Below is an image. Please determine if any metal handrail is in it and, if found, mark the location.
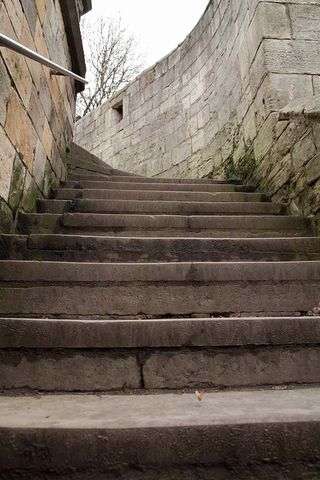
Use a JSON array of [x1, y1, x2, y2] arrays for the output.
[[0, 33, 87, 84]]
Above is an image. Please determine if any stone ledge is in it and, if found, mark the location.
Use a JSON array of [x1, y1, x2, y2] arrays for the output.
[[279, 95, 320, 121]]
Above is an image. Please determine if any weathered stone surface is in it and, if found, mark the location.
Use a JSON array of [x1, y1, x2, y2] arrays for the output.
[[143, 346, 320, 389], [306, 153, 320, 184], [265, 39, 320, 75], [8, 154, 26, 211], [0, 198, 13, 233], [5, 91, 38, 170], [20, 0, 37, 34], [266, 74, 314, 112], [268, 153, 293, 194], [0, 127, 15, 202], [290, 4, 320, 41], [253, 113, 278, 162], [73, 1, 320, 225], [32, 140, 46, 189], [21, 172, 42, 212], [28, 86, 45, 138], [0, 350, 141, 391], [292, 131, 317, 170], [0, 0, 89, 223], [0, 56, 11, 127]]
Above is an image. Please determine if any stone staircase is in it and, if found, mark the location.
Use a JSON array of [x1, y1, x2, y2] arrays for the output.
[[0, 143, 320, 478]]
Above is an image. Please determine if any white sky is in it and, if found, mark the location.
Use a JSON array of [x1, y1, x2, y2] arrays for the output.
[[85, 0, 209, 68]]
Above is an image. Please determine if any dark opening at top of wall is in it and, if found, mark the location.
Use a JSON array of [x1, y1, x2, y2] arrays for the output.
[[112, 100, 124, 123]]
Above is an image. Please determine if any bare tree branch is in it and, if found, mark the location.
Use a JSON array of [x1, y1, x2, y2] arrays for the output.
[[77, 17, 143, 118]]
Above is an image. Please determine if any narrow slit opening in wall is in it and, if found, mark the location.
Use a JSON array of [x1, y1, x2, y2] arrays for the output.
[[112, 101, 123, 123]]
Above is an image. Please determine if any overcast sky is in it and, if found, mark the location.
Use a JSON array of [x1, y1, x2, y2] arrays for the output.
[[85, 0, 209, 68]]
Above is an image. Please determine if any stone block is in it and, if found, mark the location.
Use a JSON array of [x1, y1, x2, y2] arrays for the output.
[[290, 4, 320, 41], [264, 39, 320, 75], [42, 119, 54, 160], [29, 86, 45, 138], [2, 0, 24, 37], [21, 172, 42, 212], [277, 121, 308, 157], [20, 0, 37, 34], [306, 153, 320, 185], [35, 0, 46, 25], [192, 130, 205, 154], [248, 42, 267, 95], [0, 198, 13, 233], [0, 42, 32, 112], [21, 20, 42, 91], [261, 74, 314, 114], [38, 73, 52, 121], [5, 91, 37, 170], [243, 107, 257, 146], [268, 153, 293, 194], [292, 130, 317, 170], [0, 127, 15, 202], [32, 140, 47, 189], [253, 113, 278, 162], [8, 154, 26, 211], [313, 123, 320, 149], [0, 351, 141, 391], [313, 76, 320, 95], [247, 2, 291, 67], [0, 55, 11, 126]]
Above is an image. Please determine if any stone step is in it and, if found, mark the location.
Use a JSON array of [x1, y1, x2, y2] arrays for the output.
[[2, 234, 320, 262], [0, 316, 319, 391], [18, 212, 313, 237], [0, 389, 319, 478], [68, 174, 241, 184], [66, 159, 112, 176], [52, 188, 268, 203], [0, 260, 319, 316], [67, 158, 137, 178], [67, 169, 111, 179], [63, 179, 254, 192], [37, 199, 287, 215]]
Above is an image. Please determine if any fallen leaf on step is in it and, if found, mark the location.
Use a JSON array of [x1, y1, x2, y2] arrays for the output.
[[195, 390, 205, 401]]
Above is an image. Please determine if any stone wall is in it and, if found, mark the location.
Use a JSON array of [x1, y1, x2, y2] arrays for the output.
[[74, 0, 320, 230], [273, 96, 320, 232], [0, 0, 90, 232]]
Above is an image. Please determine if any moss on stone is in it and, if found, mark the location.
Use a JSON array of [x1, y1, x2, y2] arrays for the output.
[[224, 157, 236, 180], [8, 154, 26, 211], [21, 175, 42, 213], [235, 149, 257, 185], [0, 198, 13, 233], [314, 213, 320, 236]]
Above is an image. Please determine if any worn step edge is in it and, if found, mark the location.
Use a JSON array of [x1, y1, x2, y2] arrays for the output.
[[17, 214, 313, 238], [62, 213, 311, 231], [2, 235, 320, 262], [1, 316, 320, 348], [19, 212, 311, 230], [67, 175, 242, 184], [52, 188, 268, 202], [63, 180, 251, 192], [37, 199, 287, 215], [0, 260, 320, 282]]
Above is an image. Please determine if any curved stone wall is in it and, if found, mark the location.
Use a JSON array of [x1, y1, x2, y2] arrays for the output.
[[75, 0, 320, 229]]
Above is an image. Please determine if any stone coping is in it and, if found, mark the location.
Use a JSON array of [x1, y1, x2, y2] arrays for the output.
[[279, 94, 320, 121]]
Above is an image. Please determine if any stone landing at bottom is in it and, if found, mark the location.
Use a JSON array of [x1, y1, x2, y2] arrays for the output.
[[0, 388, 319, 479]]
